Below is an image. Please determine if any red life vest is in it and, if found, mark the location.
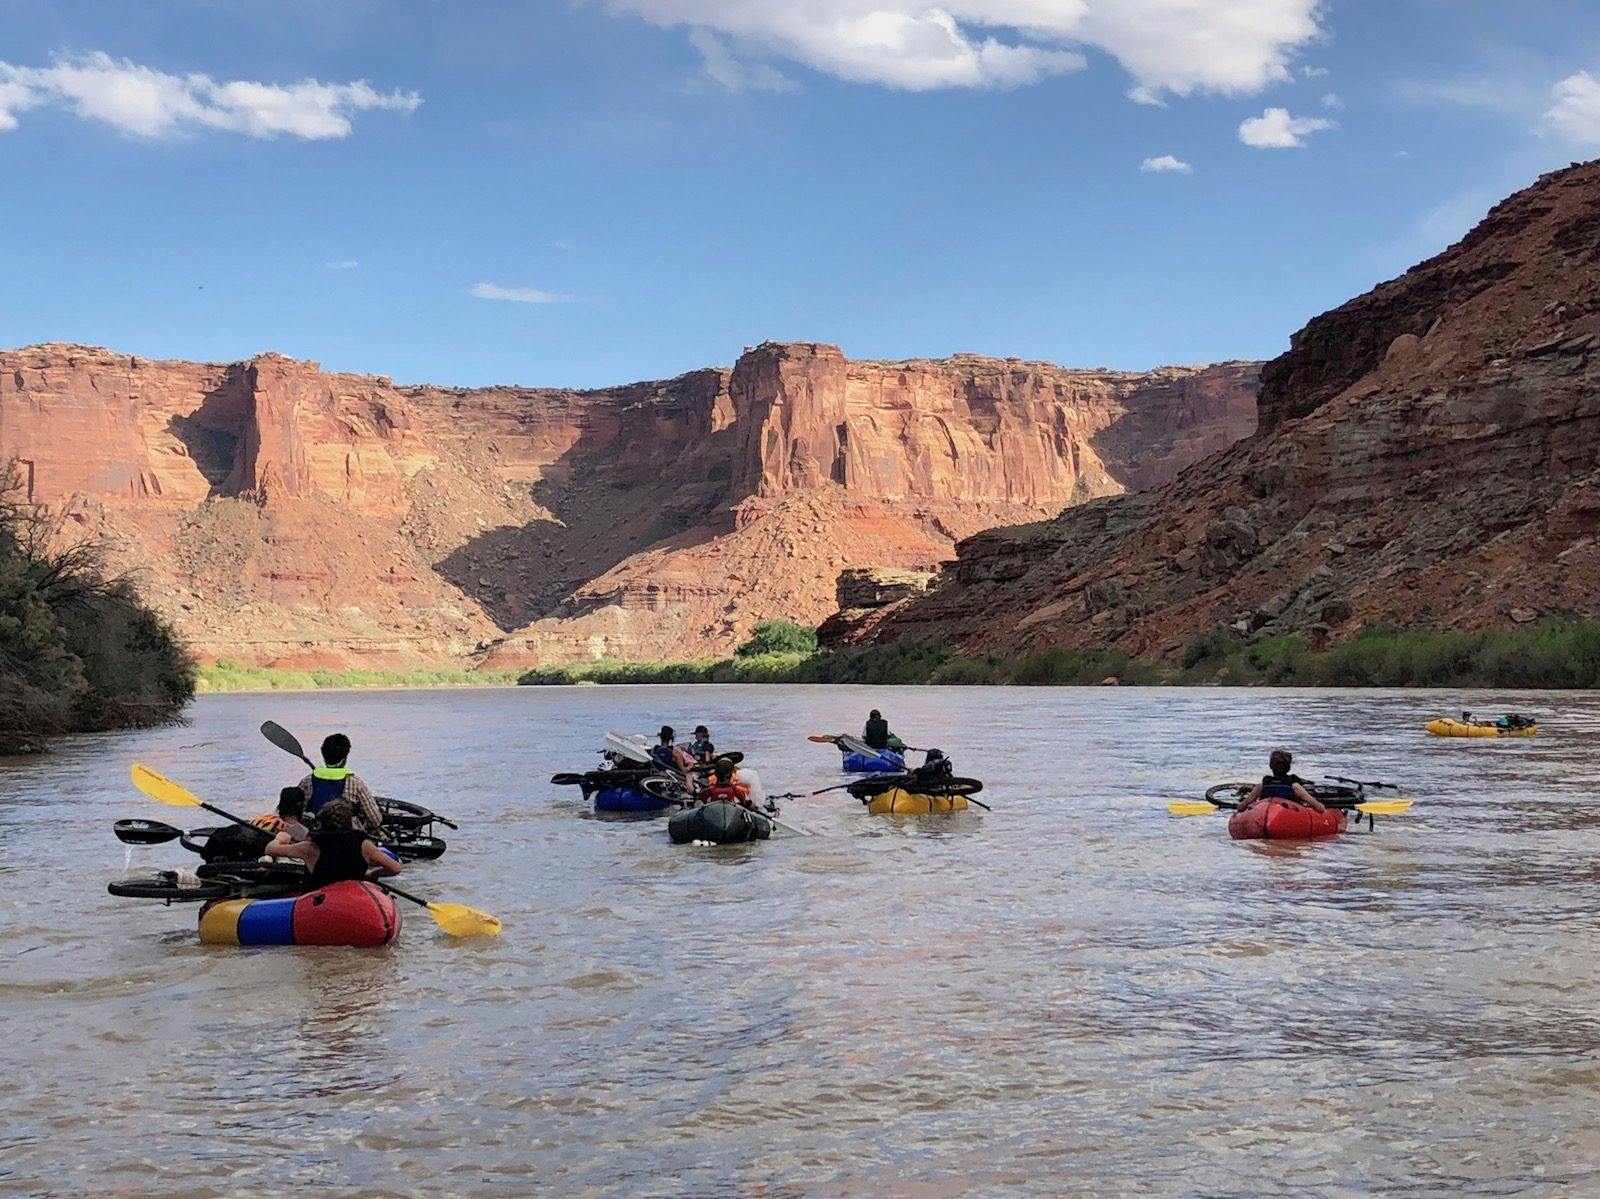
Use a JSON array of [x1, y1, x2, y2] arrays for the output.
[[698, 781, 748, 806]]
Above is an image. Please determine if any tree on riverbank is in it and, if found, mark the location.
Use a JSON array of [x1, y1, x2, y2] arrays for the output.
[[0, 464, 194, 753]]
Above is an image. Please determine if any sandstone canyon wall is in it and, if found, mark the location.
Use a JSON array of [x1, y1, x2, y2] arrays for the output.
[[838, 160, 1600, 660], [0, 340, 1257, 669]]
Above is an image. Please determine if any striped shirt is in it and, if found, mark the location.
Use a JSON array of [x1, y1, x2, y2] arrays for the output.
[[298, 772, 384, 832]]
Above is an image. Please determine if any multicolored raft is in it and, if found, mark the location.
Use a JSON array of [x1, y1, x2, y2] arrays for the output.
[[197, 880, 401, 947]]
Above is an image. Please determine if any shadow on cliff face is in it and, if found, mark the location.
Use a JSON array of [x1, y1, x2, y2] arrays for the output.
[[430, 405, 738, 633], [168, 367, 251, 495]]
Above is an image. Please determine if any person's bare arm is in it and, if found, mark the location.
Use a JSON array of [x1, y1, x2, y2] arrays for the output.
[[1292, 782, 1326, 812], [267, 839, 313, 862], [1238, 783, 1265, 811], [362, 840, 402, 877]]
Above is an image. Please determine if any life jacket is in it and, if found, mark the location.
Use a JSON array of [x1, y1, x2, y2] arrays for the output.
[[308, 829, 372, 887], [1260, 773, 1300, 801], [688, 738, 716, 761], [649, 744, 678, 770], [308, 766, 352, 814], [863, 718, 890, 749], [698, 781, 749, 806]]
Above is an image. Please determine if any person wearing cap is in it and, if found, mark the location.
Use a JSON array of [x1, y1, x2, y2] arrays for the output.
[[1237, 748, 1326, 813], [687, 726, 716, 763], [649, 726, 696, 773]]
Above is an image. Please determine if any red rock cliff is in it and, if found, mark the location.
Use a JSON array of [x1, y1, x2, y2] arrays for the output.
[[0, 340, 1257, 668], [841, 159, 1600, 660]]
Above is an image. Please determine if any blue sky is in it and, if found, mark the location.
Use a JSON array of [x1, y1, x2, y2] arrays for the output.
[[1, 1, 1598, 388]]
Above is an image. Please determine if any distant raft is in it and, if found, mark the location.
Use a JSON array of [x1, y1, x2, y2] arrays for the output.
[[668, 800, 773, 845], [1425, 717, 1537, 738], [847, 773, 983, 815], [842, 748, 906, 774], [198, 880, 400, 947], [1228, 798, 1348, 841]]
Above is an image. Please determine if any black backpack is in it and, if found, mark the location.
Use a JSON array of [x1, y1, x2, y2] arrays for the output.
[[199, 823, 272, 863]]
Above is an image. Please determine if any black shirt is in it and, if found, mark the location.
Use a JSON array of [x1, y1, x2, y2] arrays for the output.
[[309, 829, 373, 886]]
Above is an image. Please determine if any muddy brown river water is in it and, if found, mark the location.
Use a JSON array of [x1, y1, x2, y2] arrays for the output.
[[3, 685, 1599, 1197]]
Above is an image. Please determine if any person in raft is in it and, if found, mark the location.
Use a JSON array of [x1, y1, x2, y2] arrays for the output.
[[695, 758, 754, 809], [253, 787, 311, 844], [297, 733, 384, 833], [650, 726, 697, 773], [267, 799, 402, 886], [687, 725, 716, 763], [862, 710, 893, 751], [1237, 748, 1327, 814], [912, 748, 954, 783]]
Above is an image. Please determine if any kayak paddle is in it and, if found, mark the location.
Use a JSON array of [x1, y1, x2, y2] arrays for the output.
[[131, 764, 271, 832], [114, 817, 190, 845], [1167, 798, 1414, 817], [373, 881, 502, 938], [131, 764, 500, 937], [260, 720, 315, 770]]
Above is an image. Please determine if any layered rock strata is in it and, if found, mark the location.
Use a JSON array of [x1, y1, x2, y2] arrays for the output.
[[837, 161, 1600, 660], [0, 341, 1258, 667]]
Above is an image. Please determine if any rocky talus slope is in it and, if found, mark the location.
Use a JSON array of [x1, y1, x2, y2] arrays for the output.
[[0, 342, 1256, 668], [835, 160, 1600, 660]]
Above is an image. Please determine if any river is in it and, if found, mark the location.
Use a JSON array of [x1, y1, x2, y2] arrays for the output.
[[3, 685, 1598, 1197]]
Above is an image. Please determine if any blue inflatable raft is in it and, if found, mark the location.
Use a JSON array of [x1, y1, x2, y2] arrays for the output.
[[842, 749, 906, 774]]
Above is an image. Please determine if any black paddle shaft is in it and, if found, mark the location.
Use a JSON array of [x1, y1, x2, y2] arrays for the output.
[[260, 720, 315, 769]]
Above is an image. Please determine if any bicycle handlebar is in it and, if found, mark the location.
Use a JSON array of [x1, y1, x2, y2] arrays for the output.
[[1325, 775, 1398, 790]]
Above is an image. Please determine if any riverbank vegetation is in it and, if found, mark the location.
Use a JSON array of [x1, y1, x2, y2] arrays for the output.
[[518, 619, 1600, 689], [0, 466, 194, 753], [197, 662, 523, 692]]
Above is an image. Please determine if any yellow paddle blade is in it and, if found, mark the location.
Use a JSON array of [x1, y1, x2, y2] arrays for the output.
[[806, 734, 842, 744], [1354, 799, 1413, 815], [1167, 800, 1221, 816], [131, 763, 203, 808], [427, 902, 502, 938]]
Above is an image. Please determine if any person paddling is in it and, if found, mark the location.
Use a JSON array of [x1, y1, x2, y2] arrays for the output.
[[298, 733, 384, 833], [863, 709, 893, 750], [267, 799, 401, 886], [695, 758, 753, 809], [1237, 748, 1326, 814]]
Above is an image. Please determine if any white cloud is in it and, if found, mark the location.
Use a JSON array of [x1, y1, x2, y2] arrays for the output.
[[1543, 70, 1600, 146], [325, 260, 360, 270], [470, 282, 576, 304], [1321, 91, 1342, 109], [608, 1, 1323, 99], [1301, 64, 1328, 78], [0, 51, 419, 139], [689, 28, 795, 91], [1237, 105, 1334, 148], [1140, 153, 1192, 173]]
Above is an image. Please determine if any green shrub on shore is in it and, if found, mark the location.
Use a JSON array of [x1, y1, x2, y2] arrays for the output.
[[519, 617, 1600, 689], [0, 464, 195, 753], [735, 620, 819, 658], [197, 662, 523, 692]]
